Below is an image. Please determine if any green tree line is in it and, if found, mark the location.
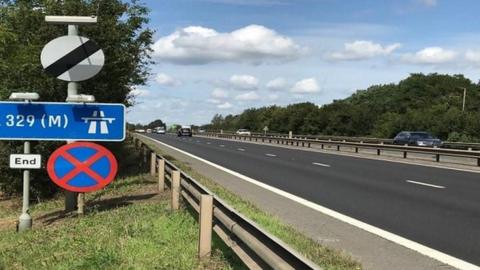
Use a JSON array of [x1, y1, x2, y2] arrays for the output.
[[0, 0, 153, 197], [206, 73, 480, 142]]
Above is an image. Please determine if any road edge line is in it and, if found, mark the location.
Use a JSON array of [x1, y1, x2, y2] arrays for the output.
[[141, 134, 479, 270]]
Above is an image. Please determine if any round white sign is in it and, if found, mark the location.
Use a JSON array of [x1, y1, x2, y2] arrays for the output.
[[40, 35, 105, 82]]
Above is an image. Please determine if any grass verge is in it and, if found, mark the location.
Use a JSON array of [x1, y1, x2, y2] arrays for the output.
[[139, 135, 362, 270], [0, 141, 245, 270]]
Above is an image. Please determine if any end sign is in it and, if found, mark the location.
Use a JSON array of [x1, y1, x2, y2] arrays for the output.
[[10, 154, 42, 169]]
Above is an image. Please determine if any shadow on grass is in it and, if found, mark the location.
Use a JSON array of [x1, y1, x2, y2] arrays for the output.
[[37, 193, 159, 226]]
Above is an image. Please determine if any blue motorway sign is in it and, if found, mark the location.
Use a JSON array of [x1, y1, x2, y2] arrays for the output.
[[0, 102, 125, 141]]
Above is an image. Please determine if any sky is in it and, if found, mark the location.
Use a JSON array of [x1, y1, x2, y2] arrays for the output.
[[127, 0, 480, 126]]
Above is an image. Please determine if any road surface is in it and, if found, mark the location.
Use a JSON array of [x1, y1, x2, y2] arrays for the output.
[[147, 133, 480, 266]]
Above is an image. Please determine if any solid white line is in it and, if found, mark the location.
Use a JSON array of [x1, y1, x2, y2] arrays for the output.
[[406, 180, 445, 189], [266, 153, 277, 157], [238, 148, 245, 151], [140, 134, 480, 270], [312, 162, 331, 167]]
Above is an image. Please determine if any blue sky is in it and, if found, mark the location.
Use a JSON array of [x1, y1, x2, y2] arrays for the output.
[[127, 0, 480, 125]]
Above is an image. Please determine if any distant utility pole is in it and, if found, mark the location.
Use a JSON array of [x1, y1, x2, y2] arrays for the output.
[[461, 87, 466, 112]]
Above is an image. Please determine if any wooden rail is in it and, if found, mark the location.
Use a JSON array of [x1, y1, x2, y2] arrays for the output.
[[132, 134, 321, 270]]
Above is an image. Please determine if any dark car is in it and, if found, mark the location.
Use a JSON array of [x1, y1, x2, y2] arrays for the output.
[[177, 127, 192, 137], [393, 131, 442, 147]]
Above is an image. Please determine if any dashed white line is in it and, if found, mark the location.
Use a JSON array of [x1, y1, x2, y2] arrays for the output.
[[238, 148, 245, 151], [265, 153, 277, 157], [406, 180, 445, 189], [206, 142, 211, 145], [196, 140, 200, 143], [139, 134, 480, 270], [312, 162, 331, 167], [219, 145, 225, 147]]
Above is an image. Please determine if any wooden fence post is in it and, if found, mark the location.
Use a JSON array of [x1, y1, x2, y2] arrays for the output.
[[150, 152, 157, 176], [198, 194, 213, 259], [158, 159, 165, 192], [171, 171, 181, 210]]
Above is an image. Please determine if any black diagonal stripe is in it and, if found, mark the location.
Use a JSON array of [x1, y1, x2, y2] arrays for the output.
[[44, 39, 101, 78]]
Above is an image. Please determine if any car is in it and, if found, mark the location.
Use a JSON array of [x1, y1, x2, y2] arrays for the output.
[[198, 128, 206, 133], [146, 129, 152, 133], [135, 129, 145, 133], [155, 127, 166, 134], [177, 126, 192, 137], [393, 131, 442, 147], [236, 129, 251, 136]]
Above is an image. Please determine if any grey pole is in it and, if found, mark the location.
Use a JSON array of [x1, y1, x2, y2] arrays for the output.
[[462, 87, 466, 112], [18, 141, 32, 232], [64, 24, 79, 212]]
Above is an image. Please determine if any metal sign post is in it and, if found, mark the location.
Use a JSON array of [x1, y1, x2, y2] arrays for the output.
[[43, 16, 103, 214], [8, 93, 40, 232], [17, 141, 32, 232]]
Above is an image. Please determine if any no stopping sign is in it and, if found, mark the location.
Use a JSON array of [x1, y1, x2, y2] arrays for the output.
[[47, 142, 117, 192]]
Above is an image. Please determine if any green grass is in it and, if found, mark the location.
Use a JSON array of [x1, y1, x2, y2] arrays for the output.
[[0, 174, 245, 270], [139, 136, 362, 270]]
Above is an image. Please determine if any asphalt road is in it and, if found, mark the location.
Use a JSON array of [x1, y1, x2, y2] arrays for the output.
[[147, 133, 480, 266]]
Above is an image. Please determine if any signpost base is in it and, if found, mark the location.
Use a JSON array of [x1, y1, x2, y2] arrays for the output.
[[18, 213, 32, 232], [65, 191, 77, 212]]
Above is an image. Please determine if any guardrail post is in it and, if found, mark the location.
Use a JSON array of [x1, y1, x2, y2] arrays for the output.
[[403, 151, 407, 158], [355, 147, 358, 153], [198, 194, 213, 259], [150, 152, 157, 176], [321, 144, 324, 149], [477, 158, 480, 167], [337, 145, 340, 151], [142, 145, 147, 164], [171, 170, 181, 210], [435, 154, 440, 162], [158, 159, 165, 192], [377, 149, 381, 155]]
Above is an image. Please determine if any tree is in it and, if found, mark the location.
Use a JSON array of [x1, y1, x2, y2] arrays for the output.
[[0, 0, 153, 197], [146, 119, 166, 129]]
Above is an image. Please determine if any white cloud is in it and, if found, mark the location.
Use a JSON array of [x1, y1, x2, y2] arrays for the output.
[[401, 47, 457, 64], [211, 88, 229, 98], [155, 73, 181, 87], [268, 93, 280, 100], [152, 24, 305, 65], [266, 77, 288, 91], [328, 40, 401, 61], [417, 0, 437, 7], [217, 102, 233, 109], [465, 50, 480, 63], [235, 91, 261, 101], [207, 98, 222, 104], [130, 88, 151, 97], [291, 78, 320, 94], [230, 74, 259, 91]]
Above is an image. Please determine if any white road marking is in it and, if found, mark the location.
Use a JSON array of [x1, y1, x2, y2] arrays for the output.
[[196, 140, 200, 143], [265, 153, 277, 157], [140, 134, 480, 270], [219, 145, 225, 147], [312, 162, 331, 167], [238, 148, 245, 151], [406, 180, 445, 189], [207, 142, 211, 145]]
